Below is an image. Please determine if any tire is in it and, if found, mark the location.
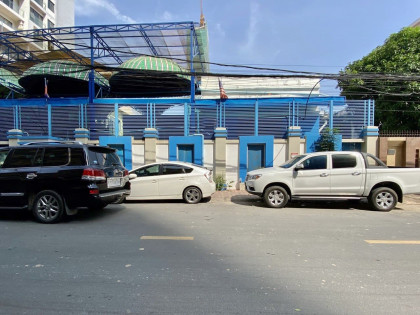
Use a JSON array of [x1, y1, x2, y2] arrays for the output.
[[263, 186, 289, 208], [32, 190, 65, 224], [369, 187, 398, 211], [202, 196, 212, 203], [183, 186, 202, 204]]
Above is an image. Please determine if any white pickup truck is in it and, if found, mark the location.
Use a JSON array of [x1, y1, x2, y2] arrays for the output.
[[245, 151, 420, 211]]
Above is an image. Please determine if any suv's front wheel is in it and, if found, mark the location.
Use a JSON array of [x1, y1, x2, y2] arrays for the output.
[[264, 186, 289, 208], [32, 190, 65, 223]]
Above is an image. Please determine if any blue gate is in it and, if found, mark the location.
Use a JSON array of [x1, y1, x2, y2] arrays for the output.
[[247, 144, 265, 172]]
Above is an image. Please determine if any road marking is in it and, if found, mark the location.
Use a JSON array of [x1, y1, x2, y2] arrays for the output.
[[365, 240, 420, 245], [140, 236, 194, 240]]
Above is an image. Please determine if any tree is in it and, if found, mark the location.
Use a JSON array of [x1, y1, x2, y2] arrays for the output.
[[337, 27, 420, 130], [316, 127, 339, 151]]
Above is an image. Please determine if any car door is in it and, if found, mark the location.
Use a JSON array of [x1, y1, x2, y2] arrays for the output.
[[330, 153, 365, 195], [292, 154, 330, 195], [0, 147, 42, 208], [129, 164, 160, 199], [158, 164, 188, 198]]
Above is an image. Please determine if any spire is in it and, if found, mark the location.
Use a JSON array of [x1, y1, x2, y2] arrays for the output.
[[200, 0, 206, 26]]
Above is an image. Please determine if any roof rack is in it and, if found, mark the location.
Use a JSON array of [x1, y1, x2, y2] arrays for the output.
[[21, 141, 84, 146]]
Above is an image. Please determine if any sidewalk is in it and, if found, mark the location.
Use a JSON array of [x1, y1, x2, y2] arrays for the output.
[[211, 190, 420, 210], [211, 190, 250, 202]]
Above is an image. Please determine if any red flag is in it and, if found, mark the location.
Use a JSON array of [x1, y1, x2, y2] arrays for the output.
[[218, 78, 228, 100], [44, 77, 49, 98]]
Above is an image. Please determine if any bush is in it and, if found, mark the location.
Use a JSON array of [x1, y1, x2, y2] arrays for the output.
[[214, 175, 234, 191]]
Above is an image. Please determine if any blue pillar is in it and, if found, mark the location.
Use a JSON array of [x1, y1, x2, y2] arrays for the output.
[[88, 26, 95, 104], [254, 100, 259, 136], [190, 25, 195, 103], [184, 103, 190, 136], [48, 103, 52, 137], [372, 100, 375, 124], [329, 100, 333, 131]]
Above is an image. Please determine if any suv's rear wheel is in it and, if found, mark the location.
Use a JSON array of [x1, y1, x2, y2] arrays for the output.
[[264, 186, 289, 208], [369, 187, 397, 211], [183, 186, 202, 204], [32, 190, 65, 223]]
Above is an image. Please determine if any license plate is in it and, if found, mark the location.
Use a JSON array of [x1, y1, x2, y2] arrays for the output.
[[107, 177, 122, 188]]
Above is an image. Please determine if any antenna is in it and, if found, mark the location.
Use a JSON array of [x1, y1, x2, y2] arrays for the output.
[[200, 0, 206, 26]]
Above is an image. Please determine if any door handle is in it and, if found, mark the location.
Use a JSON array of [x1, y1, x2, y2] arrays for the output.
[[179, 177, 185, 180], [26, 173, 37, 179], [151, 180, 157, 183], [352, 172, 361, 176], [320, 173, 329, 177]]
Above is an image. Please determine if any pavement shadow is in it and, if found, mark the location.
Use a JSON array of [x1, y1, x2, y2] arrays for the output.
[[66, 204, 126, 222], [124, 199, 185, 205], [230, 194, 387, 212], [0, 209, 33, 222]]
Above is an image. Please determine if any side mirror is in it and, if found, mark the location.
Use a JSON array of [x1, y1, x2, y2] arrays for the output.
[[294, 164, 304, 171], [129, 173, 137, 180]]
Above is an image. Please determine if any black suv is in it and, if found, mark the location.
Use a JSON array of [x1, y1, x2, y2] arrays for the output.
[[0, 142, 130, 223]]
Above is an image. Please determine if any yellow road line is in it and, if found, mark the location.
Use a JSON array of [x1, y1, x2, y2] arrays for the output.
[[365, 240, 420, 245], [140, 236, 194, 240]]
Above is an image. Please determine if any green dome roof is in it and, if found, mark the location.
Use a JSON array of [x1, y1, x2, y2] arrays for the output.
[[0, 68, 24, 93], [22, 60, 109, 88], [120, 56, 186, 73], [119, 56, 189, 81], [109, 56, 191, 97]]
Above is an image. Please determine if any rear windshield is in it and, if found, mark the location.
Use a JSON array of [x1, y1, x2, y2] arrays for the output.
[[87, 147, 122, 167]]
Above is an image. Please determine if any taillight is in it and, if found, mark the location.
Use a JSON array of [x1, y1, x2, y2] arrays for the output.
[[82, 168, 106, 181], [204, 171, 213, 183], [123, 169, 129, 176]]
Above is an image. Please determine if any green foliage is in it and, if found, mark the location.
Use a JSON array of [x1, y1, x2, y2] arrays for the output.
[[214, 175, 234, 191], [316, 128, 339, 151], [337, 27, 420, 130]]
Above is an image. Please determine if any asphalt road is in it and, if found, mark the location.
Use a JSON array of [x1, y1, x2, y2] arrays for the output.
[[0, 196, 419, 315]]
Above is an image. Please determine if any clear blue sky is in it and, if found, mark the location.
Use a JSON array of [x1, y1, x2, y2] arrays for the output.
[[75, 0, 420, 95]]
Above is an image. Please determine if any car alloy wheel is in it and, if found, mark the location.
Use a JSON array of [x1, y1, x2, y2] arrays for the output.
[[268, 190, 285, 206], [33, 190, 64, 223], [264, 186, 289, 208], [370, 187, 397, 211], [183, 186, 202, 204]]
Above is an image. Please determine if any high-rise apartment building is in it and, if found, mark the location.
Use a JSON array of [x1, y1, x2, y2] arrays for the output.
[[0, 0, 74, 32]]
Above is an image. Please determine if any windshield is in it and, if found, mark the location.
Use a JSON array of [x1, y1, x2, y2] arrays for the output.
[[280, 155, 307, 168]]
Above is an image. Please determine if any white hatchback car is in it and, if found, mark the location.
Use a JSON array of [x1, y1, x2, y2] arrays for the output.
[[127, 162, 216, 203]]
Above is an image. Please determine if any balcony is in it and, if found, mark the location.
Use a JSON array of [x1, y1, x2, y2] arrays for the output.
[[0, 1, 24, 24], [30, 0, 46, 15]]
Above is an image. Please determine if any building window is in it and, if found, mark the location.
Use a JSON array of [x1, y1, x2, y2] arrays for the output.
[[48, 0, 54, 12], [0, 15, 13, 28], [47, 19, 54, 28], [30, 7, 43, 27], [33, 0, 43, 7], [1, 0, 14, 10]]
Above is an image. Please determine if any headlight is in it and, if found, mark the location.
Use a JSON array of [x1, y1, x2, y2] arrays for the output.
[[249, 174, 262, 180]]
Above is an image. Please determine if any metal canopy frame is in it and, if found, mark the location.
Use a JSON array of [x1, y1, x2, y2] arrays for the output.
[[0, 22, 208, 101]]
